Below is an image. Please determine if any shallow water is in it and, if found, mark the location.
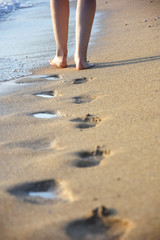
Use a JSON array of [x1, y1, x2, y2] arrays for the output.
[[28, 74, 60, 80], [29, 191, 57, 199], [0, 0, 76, 82], [35, 93, 54, 98], [33, 112, 58, 119], [0, 0, 33, 17]]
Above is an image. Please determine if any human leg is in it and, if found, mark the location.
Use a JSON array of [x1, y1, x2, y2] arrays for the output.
[[49, 0, 69, 68], [75, 0, 96, 70]]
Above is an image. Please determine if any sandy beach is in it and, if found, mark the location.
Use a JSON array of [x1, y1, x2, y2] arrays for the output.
[[0, 0, 160, 239]]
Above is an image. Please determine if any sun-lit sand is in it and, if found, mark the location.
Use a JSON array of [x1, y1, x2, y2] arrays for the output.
[[0, 0, 160, 239]]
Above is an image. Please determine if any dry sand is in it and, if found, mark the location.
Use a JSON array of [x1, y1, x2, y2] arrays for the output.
[[0, 0, 160, 239]]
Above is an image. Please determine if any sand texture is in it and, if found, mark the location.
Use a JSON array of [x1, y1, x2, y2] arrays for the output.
[[0, 0, 160, 239]]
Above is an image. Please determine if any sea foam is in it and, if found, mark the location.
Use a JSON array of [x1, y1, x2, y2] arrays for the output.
[[0, 0, 33, 17]]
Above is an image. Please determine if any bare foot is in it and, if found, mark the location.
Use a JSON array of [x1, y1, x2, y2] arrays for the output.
[[49, 56, 67, 68], [75, 58, 94, 70]]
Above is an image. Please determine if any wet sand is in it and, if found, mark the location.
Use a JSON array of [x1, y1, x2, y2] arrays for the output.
[[0, 0, 160, 239]]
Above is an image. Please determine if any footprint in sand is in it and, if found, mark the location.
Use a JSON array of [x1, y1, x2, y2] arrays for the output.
[[76, 123, 95, 129], [66, 205, 133, 240], [72, 113, 101, 129], [16, 74, 60, 84], [34, 91, 55, 98], [73, 146, 111, 168], [7, 179, 74, 204], [4, 138, 52, 151], [31, 111, 59, 119], [73, 95, 96, 104], [72, 77, 88, 85]]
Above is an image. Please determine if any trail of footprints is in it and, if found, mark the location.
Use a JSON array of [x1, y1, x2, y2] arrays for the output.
[[6, 75, 133, 239]]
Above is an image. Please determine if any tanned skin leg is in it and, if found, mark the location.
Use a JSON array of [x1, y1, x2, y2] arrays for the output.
[[75, 0, 96, 70], [50, 0, 96, 70], [49, 0, 69, 68]]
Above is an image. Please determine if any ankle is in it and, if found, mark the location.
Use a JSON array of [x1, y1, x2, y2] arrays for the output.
[[74, 56, 86, 64], [74, 52, 87, 62], [56, 49, 67, 59]]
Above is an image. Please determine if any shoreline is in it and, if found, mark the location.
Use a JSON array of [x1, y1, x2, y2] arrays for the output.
[[0, 0, 160, 240]]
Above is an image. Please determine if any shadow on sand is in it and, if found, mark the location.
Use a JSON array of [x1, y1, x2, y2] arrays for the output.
[[94, 55, 160, 69]]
